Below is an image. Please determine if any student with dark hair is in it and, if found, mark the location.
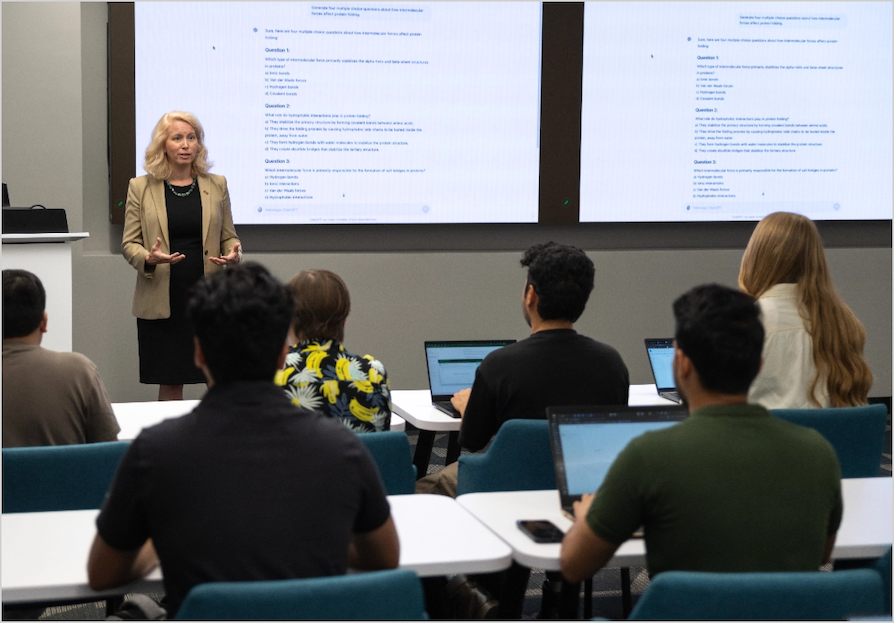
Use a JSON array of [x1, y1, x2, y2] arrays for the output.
[[277, 269, 391, 432], [456, 242, 628, 453], [2, 269, 119, 447], [417, 242, 629, 497], [88, 262, 399, 618], [561, 284, 842, 583]]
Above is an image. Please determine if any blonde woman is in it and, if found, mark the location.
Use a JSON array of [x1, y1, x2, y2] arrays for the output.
[[738, 211, 872, 408], [122, 111, 241, 401]]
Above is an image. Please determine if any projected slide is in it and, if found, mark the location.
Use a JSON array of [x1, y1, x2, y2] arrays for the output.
[[135, 2, 542, 225], [579, 2, 893, 222]]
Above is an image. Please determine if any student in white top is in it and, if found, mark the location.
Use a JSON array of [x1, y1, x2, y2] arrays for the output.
[[738, 212, 872, 409]]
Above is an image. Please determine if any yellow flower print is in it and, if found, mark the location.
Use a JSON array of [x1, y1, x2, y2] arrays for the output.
[[305, 351, 327, 378], [349, 398, 377, 422], [321, 379, 340, 404], [274, 368, 294, 386]]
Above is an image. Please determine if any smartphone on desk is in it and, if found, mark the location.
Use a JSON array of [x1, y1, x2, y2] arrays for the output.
[[517, 520, 564, 543]]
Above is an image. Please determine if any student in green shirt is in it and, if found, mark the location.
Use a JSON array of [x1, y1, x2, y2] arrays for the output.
[[560, 284, 842, 582]]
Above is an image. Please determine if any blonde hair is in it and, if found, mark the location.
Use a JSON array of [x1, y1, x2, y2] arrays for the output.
[[738, 212, 872, 407], [143, 111, 212, 180]]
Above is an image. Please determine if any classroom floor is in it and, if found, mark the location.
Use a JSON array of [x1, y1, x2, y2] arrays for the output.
[[35, 414, 892, 620]]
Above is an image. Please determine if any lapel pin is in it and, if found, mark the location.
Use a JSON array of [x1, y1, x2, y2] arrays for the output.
[[203, 190, 209, 194]]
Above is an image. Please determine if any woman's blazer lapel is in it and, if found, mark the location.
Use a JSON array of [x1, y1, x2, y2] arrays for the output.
[[198, 175, 212, 248], [147, 177, 170, 249]]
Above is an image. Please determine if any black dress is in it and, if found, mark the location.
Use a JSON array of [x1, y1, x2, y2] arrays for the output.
[[137, 181, 205, 385]]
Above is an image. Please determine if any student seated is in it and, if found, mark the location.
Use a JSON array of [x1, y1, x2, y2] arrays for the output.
[[2, 269, 119, 447], [88, 263, 399, 618], [560, 284, 842, 582], [277, 269, 391, 432], [739, 211, 872, 408], [418, 242, 629, 497]]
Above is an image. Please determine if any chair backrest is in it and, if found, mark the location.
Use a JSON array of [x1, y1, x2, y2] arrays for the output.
[[873, 546, 892, 614], [2, 441, 131, 513], [356, 431, 416, 495], [770, 404, 887, 478], [628, 569, 887, 620], [456, 419, 555, 496], [175, 568, 427, 620]]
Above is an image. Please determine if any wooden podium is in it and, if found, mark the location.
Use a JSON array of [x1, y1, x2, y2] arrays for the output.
[[2, 232, 89, 352]]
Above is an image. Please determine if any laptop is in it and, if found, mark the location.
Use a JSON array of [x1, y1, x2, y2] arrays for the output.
[[548, 404, 688, 522], [424, 340, 515, 417], [644, 338, 682, 404]]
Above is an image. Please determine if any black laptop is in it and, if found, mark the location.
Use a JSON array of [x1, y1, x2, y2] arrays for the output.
[[644, 338, 682, 404], [424, 340, 515, 417], [548, 404, 688, 520]]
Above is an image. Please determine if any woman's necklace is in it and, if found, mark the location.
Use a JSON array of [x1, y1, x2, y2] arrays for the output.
[[166, 178, 197, 197]]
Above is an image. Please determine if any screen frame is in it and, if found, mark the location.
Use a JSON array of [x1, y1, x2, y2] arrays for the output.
[[107, 2, 891, 251]]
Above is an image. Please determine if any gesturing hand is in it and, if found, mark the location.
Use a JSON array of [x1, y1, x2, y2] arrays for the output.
[[210, 242, 242, 266], [146, 237, 185, 266]]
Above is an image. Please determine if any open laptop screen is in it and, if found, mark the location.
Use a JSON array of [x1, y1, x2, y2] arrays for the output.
[[549, 406, 687, 504], [425, 340, 515, 399], [645, 338, 676, 391]]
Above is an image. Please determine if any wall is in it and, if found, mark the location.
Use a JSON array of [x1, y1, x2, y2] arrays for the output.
[[3, 3, 891, 403]]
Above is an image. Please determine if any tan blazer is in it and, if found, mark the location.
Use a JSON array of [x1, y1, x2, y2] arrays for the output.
[[121, 173, 241, 319]]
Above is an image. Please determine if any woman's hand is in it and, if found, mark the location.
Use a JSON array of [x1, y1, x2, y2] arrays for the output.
[[210, 242, 242, 266], [146, 237, 185, 266]]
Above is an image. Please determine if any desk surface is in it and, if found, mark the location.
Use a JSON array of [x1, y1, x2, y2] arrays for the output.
[[1, 494, 510, 605], [391, 385, 675, 433], [113, 400, 405, 440], [457, 478, 893, 572]]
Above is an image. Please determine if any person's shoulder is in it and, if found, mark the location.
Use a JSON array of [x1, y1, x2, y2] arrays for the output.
[[128, 175, 151, 191], [27, 347, 98, 375], [202, 173, 228, 190]]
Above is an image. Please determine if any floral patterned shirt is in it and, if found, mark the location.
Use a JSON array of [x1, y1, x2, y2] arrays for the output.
[[276, 339, 391, 433]]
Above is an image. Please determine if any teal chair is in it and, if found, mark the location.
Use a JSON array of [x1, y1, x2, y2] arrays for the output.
[[457, 419, 575, 619], [870, 546, 892, 614], [628, 569, 887, 620], [2, 441, 131, 513], [771, 404, 887, 478], [357, 431, 416, 495], [629, 569, 885, 620], [175, 569, 428, 620], [456, 419, 555, 495]]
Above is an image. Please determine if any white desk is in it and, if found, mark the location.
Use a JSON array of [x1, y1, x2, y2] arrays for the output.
[[628, 383, 679, 407], [457, 478, 893, 572], [113, 400, 405, 440], [1, 494, 511, 605], [1, 509, 164, 605], [391, 385, 676, 478]]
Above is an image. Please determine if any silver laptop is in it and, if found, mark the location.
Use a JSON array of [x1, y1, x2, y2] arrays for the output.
[[424, 340, 515, 417], [548, 404, 688, 521], [644, 338, 682, 404]]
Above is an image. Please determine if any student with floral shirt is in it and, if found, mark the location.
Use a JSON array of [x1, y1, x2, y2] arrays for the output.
[[277, 269, 391, 432]]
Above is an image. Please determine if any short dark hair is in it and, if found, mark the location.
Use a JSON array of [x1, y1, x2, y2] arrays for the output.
[[520, 242, 595, 322], [287, 269, 351, 342], [673, 284, 764, 395], [187, 262, 294, 386], [3, 269, 46, 339]]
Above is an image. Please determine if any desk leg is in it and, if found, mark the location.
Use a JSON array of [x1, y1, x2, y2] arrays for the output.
[[492, 562, 530, 620], [413, 430, 435, 480], [445, 431, 461, 465], [421, 576, 450, 619], [621, 567, 632, 618], [583, 577, 593, 619]]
